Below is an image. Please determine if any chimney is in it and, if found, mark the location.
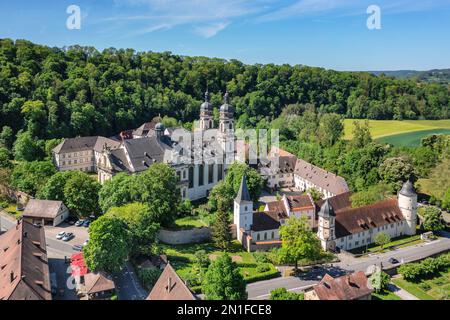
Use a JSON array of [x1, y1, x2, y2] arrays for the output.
[[167, 277, 173, 293], [10, 271, 14, 283]]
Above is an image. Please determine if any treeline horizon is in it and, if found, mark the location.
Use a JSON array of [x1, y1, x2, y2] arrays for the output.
[[0, 38, 449, 142]]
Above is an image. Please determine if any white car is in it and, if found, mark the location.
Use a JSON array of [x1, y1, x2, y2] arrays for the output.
[[56, 231, 66, 240], [83, 239, 89, 247]]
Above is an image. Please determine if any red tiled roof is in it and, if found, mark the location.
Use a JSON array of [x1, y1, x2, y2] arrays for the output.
[[313, 272, 373, 300], [0, 220, 52, 300], [334, 199, 404, 238], [286, 194, 314, 210], [147, 264, 196, 300], [294, 158, 349, 195]]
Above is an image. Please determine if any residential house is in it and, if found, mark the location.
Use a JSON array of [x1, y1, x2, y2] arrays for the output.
[[83, 272, 116, 300], [304, 272, 373, 300], [22, 199, 69, 227], [146, 263, 197, 300]]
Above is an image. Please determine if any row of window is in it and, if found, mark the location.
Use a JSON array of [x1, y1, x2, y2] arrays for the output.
[[62, 151, 91, 158], [61, 158, 93, 166], [256, 231, 275, 241], [188, 164, 223, 188]]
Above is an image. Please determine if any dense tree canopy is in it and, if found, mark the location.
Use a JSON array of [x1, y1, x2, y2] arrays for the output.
[[83, 215, 130, 273], [10, 160, 56, 196], [106, 203, 160, 256], [0, 39, 448, 150], [202, 253, 247, 300]]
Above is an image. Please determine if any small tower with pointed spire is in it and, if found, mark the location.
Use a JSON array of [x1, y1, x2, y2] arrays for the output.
[[317, 199, 336, 251], [199, 89, 214, 131], [398, 180, 418, 236], [234, 174, 253, 241]]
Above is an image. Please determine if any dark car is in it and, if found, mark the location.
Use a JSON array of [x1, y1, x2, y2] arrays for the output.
[[82, 220, 91, 227], [389, 258, 399, 264], [62, 232, 75, 242]]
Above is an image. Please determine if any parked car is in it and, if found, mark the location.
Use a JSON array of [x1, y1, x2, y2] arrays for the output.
[[389, 258, 399, 264], [75, 220, 85, 227], [82, 220, 91, 227], [62, 232, 74, 242], [56, 231, 66, 240], [83, 239, 89, 247], [72, 244, 83, 252], [66, 217, 78, 225]]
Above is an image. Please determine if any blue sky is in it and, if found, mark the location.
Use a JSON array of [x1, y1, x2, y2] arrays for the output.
[[1, 0, 450, 71]]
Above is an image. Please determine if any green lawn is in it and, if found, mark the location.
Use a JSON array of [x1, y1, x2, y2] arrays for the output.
[[372, 289, 402, 300], [393, 269, 450, 300], [160, 241, 280, 288], [344, 119, 450, 140], [171, 215, 208, 230], [350, 235, 422, 255]]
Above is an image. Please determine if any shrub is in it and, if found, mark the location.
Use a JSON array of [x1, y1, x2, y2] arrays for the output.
[[269, 288, 304, 300], [418, 282, 431, 291], [256, 263, 271, 273], [398, 253, 450, 282], [193, 250, 210, 269], [137, 267, 162, 290], [253, 252, 270, 264]]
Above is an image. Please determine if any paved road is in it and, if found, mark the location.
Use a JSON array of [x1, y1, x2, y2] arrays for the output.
[[113, 262, 148, 300], [247, 237, 450, 300]]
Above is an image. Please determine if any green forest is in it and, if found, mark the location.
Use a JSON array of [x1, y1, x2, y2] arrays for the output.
[[0, 38, 449, 144]]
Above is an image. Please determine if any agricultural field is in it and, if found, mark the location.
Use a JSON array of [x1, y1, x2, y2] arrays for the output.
[[343, 119, 450, 146]]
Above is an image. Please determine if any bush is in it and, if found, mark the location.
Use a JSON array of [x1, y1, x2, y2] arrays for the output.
[[269, 288, 304, 300], [418, 282, 431, 291], [183, 272, 203, 287], [253, 252, 270, 264], [398, 254, 450, 282], [193, 250, 210, 269], [110, 294, 118, 300], [137, 267, 162, 290], [256, 263, 272, 273]]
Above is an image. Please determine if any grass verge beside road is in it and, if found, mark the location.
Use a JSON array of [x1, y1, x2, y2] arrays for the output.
[[350, 235, 423, 255]]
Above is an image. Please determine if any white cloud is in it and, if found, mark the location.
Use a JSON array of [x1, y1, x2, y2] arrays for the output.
[[107, 0, 450, 37], [109, 0, 272, 37], [194, 21, 231, 38]]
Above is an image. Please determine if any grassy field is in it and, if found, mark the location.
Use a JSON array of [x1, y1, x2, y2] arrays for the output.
[[349, 234, 422, 255], [372, 289, 402, 300], [344, 119, 450, 140], [171, 215, 208, 230], [160, 241, 280, 289], [393, 268, 450, 300]]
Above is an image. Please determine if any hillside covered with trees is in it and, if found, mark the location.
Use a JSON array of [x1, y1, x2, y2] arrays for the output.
[[0, 38, 449, 145]]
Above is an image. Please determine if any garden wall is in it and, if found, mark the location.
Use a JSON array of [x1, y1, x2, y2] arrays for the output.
[[158, 227, 211, 245]]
